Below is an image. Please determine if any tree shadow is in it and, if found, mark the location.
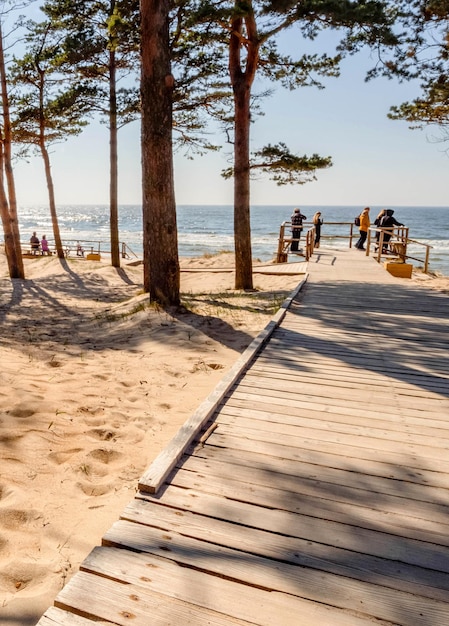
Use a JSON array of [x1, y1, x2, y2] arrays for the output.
[[274, 279, 449, 398]]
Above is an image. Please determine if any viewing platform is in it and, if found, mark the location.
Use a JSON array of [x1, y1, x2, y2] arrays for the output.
[[276, 220, 433, 274], [37, 248, 449, 626]]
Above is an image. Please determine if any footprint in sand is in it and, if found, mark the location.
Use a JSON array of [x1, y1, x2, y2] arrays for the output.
[[0, 560, 48, 597], [47, 359, 63, 368], [0, 507, 42, 532], [75, 481, 115, 497], [0, 430, 23, 445], [48, 448, 82, 465], [8, 404, 36, 419], [86, 428, 117, 442], [74, 448, 124, 496], [77, 405, 105, 417], [87, 424, 145, 444], [86, 448, 123, 465]]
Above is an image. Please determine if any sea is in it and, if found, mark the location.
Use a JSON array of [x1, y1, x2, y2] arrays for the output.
[[15, 204, 449, 277]]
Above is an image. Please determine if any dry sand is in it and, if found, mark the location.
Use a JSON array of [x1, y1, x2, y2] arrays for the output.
[[0, 250, 304, 626]]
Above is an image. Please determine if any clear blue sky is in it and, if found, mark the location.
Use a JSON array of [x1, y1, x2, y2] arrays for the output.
[[12, 5, 449, 208]]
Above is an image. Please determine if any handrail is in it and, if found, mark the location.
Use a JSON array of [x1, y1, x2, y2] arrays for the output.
[[275, 220, 357, 263], [367, 227, 432, 273], [275, 221, 315, 262], [20, 238, 137, 260], [121, 242, 139, 259], [276, 221, 433, 273]]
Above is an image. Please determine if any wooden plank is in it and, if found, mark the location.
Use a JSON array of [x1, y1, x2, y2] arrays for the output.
[[138, 276, 308, 494], [260, 345, 449, 377], [36, 606, 111, 625], [55, 570, 254, 626], [229, 387, 449, 421], [168, 460, 449, 541], [225, 392, 449, 430], [263, 333, 449, 359], [190, 441, 449, 490], [171, 466, 449, 533], [218, 402, 449, 442], [245, 365, 449, 398], [280, 317, 449, 335], [213, 417, 449, 462], [253, 357, 449, 391], [180, 452, 449, 510], [103, 520, 449, 625], [81, 546, 377, 626], [122, 496, 449, 595], [216, 406, 449, 450], [245, 359, 449, 398], [273, 328, 449, 350], [206, 428, 449, 475], [265, 340, 449, 363]]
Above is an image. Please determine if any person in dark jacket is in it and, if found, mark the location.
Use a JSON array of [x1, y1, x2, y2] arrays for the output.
[[379, 209, 403, 253], [30, 232, 40, 254], [374, 209, 386, 250], [290, 208, 307, 252]]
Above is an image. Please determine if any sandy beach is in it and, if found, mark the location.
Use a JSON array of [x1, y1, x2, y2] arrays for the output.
[[0, 250, 306, 626]]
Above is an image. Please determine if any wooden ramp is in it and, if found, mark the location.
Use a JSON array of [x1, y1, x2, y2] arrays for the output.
[[38, 249, 449, 626]]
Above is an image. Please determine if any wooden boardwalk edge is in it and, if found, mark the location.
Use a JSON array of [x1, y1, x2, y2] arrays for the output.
[[138, 274, 308, 494]]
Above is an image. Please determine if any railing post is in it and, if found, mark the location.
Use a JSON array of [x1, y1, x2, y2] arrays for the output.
[[424, 245, 430, 274], [365, 229, 371, 256], [378, 232, 384, 263], [305, 228, 313, 260], [276, 222, 288, 263]]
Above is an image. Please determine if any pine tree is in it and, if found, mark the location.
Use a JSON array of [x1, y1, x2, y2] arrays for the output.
[[141, 0, 180, 305], [0, 12, 24, 279], [41, 0, 140, 268], [382, 1, 449, 132], [181, 0, 398, 289], [10, 19, 96, 259]]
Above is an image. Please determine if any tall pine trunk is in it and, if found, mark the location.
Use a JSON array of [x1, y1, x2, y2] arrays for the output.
[[229, 9, 259, 290], [109, 46, 120, 268], [40, 140, 64, 258], [0, 21, 24, 279], [38, 67, 64, 259], [141, 0, 179, 305], [233, 78, 253, 290]]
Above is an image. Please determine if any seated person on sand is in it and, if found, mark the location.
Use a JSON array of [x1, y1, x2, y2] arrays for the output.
[[30, 232, 40, 254], [76, 241, 84, 256], [41, 235, 51, 255]]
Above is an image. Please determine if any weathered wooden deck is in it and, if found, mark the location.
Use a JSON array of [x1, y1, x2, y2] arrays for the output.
[[38, 249, 449, 626]]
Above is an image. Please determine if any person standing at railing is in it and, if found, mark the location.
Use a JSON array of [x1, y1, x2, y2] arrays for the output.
[[355, 207, 370, 251], [373, 209, 386, 251], [290, 208, 307, 252], [313, 211, 323, 248], [379, 209, 404, 254]]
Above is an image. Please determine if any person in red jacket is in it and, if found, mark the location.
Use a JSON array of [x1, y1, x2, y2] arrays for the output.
[[355, 207, 370, 250]]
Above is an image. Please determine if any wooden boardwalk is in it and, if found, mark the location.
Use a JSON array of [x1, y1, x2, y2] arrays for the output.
[[38, 249, 449, 626]]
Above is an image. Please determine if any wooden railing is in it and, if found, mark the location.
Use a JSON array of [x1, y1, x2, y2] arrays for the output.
[[275, 221, 432, 273], [20, 239, 138, 260], [275, 221, 316, 262], [275, 221, 356, 263], [367, 227, 432, 273]]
